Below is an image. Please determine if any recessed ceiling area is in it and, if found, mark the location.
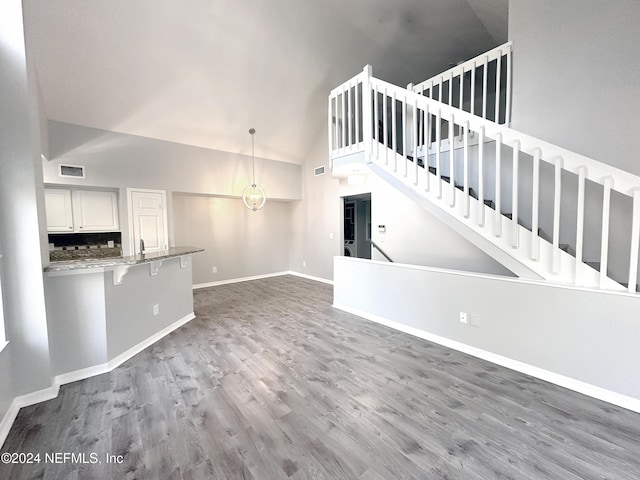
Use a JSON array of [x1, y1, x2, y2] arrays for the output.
[[23, 0, 507, 164]]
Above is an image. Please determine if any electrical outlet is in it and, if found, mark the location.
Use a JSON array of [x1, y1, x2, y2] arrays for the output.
[[212, 267, 217, 273], [470, 313, 481, 327], [153, 304, 159, 316], [302, 260, 307, 267], [459, 312, 468, 324]]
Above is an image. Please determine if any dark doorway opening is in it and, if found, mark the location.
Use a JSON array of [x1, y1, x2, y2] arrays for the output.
[[343, 193, 371, 259]]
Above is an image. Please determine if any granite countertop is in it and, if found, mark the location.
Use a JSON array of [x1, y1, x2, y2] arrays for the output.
[[44, 246, 204, 272]]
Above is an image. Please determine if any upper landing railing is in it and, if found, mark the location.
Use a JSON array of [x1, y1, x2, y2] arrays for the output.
[[328, 42, 513, 162], [410, 42, 512, 126]]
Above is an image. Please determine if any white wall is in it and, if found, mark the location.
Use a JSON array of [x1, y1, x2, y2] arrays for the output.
[[509, 0, 640, 175], [368, 172, 513, 275], [0, 0, 52, 424], [509, 0, 640, 285], [104, 257, 194, 359], [44, 271, 108, 376], [290, 139, 343, 280], [42, 121, 301, 259], [172, 194, 294, 285], [334, 257, 640, 409], [290, 132, 515, 281], [43, 121, 302, 200]]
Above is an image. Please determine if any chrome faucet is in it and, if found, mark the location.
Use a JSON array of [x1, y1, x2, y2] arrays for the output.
[[140, 238, 145, 255]]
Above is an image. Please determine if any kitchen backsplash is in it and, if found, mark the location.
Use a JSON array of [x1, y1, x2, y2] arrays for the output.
[[49, 232, 122, 262]]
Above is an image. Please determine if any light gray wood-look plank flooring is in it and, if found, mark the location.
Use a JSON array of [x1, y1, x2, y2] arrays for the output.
[[2, 275, 640, 479]]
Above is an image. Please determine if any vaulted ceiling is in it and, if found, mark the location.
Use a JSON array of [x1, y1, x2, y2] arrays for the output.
[[23, 0, 508, 164]]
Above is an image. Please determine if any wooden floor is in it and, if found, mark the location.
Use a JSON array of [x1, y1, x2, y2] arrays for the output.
[[2, 275, 639, 479]]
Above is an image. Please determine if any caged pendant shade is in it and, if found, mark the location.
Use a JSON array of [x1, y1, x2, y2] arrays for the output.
[[242, 128, 267, 211]]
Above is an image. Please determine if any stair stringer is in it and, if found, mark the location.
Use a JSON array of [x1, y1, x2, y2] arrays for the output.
[[365, 149, 625, 291]]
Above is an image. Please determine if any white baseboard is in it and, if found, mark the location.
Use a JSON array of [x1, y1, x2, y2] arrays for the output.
[[333, 303, 640, 414], [54, 364, 111, 386], [193, 270, 333, 290], [1, 311, 196, 450], [106, 312, 195, 371], [0, 400, 19, 449], [53, 312, 196, 387], [193, 271, 290, 289], [286, 271, 334, 285], [0, 384, 60, 449]]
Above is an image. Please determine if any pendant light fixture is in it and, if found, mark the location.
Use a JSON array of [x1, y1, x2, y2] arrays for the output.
[[242, 128, 266, 211]]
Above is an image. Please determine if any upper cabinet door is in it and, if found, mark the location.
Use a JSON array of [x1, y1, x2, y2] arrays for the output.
[[44, 188, 74, 232], [72, 190, 120, 232]]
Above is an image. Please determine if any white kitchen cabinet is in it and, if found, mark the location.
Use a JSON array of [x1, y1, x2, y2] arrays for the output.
[[72, 190, 119, 232], [45, 188, 74, 232], [45, 188, 120, 233]]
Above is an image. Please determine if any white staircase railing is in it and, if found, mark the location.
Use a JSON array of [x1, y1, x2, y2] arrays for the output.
[[329, 65, 640, 293], [410, 42, 512, 126]]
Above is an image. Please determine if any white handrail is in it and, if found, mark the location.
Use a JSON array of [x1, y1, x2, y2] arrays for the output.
[[370, 76, 640, 196], [329, 69, 640, 196]]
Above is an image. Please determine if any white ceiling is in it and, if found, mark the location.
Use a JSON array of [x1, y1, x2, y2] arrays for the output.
[[23, 0, 507, 164]]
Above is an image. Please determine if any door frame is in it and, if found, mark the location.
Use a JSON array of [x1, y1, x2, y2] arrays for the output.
[[127, 188, 169, 256]]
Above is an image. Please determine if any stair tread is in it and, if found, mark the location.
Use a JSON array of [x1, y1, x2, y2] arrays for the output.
[[621, 282, 640, 291], [585, 261, 601, 272], [559, 243, 576, 256], [537, 228, 552, 243]]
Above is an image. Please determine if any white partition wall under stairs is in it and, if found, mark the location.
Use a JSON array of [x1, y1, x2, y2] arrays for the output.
[[329, 50, 640, 293]]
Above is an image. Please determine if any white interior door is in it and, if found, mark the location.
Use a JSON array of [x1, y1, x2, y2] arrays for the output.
[[129, 189, 168, 255]]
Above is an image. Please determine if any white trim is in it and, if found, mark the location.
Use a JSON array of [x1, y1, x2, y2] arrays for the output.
[[54, 312, 196, 387], [193, 271, 334, 290], [53, 363, 111, 387], [106, 312, 195, 372], [287, 270, 334, 285], [1, 311, 195, 449], [0, 400, 18, 449], [13, 384, 60, 408], [333, 303, 640, 414], [0, 384, 60, 449], [0, 254, 6, 351], [193, 271, 290, 289], [341, 256, 636, 298]]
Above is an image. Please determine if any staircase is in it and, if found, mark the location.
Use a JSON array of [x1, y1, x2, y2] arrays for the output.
[[328, 43, 640, 293]]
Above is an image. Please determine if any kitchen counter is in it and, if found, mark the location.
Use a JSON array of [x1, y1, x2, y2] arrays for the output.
[[45, 246, 204, 272], [44, 245, 202, 385]]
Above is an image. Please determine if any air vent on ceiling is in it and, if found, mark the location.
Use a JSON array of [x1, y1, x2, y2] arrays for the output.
[[314, 165, 326, 176], [59, 164, 85, 179]]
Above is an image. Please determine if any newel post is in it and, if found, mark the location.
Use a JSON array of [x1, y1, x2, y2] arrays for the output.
[[362, 65, 373, 163]]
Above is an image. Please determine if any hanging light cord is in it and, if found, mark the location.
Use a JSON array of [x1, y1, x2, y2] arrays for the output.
[[242, 127, 266, 211], [250, 128, 256, 185]]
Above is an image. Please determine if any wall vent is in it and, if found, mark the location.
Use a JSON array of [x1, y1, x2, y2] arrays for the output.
[[59, 164, 85, 179], [314, 165, 326, 176]]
